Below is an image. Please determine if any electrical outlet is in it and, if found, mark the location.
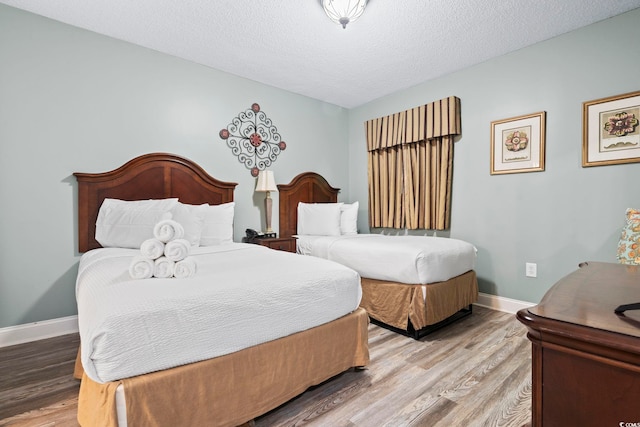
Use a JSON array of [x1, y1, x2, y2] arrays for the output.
[[526, 262, 537, 278]]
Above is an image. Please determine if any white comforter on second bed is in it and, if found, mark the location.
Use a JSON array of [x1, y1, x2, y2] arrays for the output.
[[76, 243, 361, 384], [296, 234, 476, 284]]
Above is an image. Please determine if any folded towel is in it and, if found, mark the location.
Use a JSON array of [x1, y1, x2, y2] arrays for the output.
[[140, 238, 165, 260], [174, 257, 198, 279], [129, 256, 154, 279], [164, 238, 191, 262], [153, 256, 175, 278], [153, 219, 185, 243]]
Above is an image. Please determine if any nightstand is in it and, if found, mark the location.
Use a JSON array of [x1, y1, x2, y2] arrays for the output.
[[252, 236, 297, 253]]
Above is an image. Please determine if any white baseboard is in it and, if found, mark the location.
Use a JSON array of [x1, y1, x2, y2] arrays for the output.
[[0, 293, 533, 348], [0, 315, 79, 348], [474, 292, 535, 314]]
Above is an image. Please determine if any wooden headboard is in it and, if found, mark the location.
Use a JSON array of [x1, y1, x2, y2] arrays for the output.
[[277, 172, 340, 239], [73, 153, 238, 252]]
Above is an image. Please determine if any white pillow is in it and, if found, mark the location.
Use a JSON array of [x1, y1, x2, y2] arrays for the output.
[[297, 202, 343, 236], [200, 202, 235, 246], [171, 202, 208, 246], [96, 198, 178, 248], [340, 201, 359, 235]]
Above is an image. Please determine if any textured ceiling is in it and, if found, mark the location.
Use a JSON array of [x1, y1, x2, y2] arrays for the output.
[[2, 0, 640, 108]]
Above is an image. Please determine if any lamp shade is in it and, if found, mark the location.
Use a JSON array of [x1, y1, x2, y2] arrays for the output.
[[322, 0, 368, 29], [255, 170, 277, 192]]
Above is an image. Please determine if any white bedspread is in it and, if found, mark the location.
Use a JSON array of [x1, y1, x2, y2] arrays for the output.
[[296, 234, 476, 284], [76, 243, 361, 383]]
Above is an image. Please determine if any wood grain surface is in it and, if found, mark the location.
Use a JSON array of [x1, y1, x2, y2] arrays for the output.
[[0, 306, 531, 426]]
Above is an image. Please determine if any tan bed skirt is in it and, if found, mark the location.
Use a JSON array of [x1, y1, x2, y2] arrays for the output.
[[359, 270, 478, 331], [75, 308, 369, 427]]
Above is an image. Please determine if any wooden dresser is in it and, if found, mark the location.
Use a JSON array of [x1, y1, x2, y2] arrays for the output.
[[517, 262, 640, 426]]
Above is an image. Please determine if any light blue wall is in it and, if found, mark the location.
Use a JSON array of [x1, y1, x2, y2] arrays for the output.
[[2, 4, 639, 330], [348, 8, 640, 304], [0, 4, 349, 328]]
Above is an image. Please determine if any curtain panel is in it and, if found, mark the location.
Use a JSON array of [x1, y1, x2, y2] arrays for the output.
[[365, 96, 461, 230]]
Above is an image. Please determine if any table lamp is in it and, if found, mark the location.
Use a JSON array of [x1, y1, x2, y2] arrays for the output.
[[255, 170, 277, 236]]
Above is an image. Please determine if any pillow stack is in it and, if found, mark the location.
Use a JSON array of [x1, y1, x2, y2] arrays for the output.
[[297, 201, 359, 236], [129, 219, 198, 279], [96, 199, 236, 249]]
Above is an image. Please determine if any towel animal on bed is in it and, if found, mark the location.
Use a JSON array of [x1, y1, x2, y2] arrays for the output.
[[129, 219, 198, 279]]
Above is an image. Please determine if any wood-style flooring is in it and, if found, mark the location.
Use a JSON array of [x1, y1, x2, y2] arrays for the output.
[[0, 306, 531, 426]]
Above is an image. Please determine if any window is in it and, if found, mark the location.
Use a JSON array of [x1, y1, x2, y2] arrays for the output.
[[365, 96, 461, 230]]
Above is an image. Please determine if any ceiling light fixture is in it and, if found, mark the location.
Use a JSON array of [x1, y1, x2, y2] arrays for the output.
[[321, 0, 368, 29]]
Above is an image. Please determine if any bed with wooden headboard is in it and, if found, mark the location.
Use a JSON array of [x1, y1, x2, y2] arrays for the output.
[[278, 171, 478, 339], [73, 153, 369, 427]]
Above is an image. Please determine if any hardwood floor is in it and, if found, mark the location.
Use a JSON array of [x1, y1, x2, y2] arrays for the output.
[[0, 333, 80, 426], [255, 306, 532, 427], [0, 306, 531, 426]]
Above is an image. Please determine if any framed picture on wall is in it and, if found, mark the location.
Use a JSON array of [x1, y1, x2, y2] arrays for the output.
[[490, 111, 546, 175], [583, 90, 640, 167]]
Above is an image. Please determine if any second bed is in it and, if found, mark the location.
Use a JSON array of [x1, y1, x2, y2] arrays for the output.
[[278, 172, 479, 339]]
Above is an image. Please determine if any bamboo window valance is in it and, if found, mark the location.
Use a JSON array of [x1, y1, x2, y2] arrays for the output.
[[366, 96, 461, 151], [365, 96, 461, 230]]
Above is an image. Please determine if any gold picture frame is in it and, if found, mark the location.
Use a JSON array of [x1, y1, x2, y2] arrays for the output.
[[582, 90, 640, 167], [490, 111, 546, 175]]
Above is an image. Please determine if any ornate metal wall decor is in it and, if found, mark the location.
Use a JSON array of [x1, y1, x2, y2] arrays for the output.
[[219, 103, 287, 176]]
